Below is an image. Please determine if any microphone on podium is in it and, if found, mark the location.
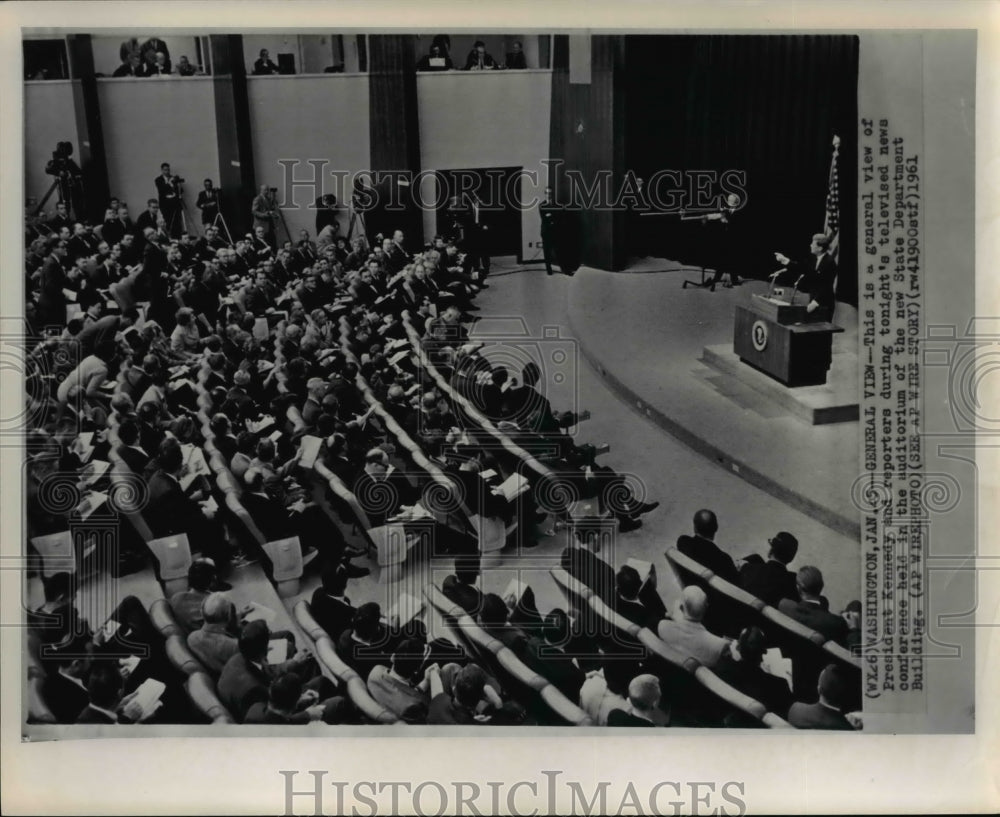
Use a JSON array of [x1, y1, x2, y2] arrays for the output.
[[767, 268, 786, 297]]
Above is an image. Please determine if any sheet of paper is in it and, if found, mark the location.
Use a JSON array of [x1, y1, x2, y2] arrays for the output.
[[242, 602, 277, 625], [267, 638, 289, 664], [496, 472, 529, 502]]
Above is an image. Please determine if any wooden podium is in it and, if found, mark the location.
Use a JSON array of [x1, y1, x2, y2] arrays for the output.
[[733, 294, 843, 387]]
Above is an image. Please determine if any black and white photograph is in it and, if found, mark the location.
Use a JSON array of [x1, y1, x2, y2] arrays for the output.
[[1, 2, 995, 815]]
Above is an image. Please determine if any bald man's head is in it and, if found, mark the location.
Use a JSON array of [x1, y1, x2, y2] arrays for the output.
[[679, 585, 709, 623], [693, 509, 718, 539]]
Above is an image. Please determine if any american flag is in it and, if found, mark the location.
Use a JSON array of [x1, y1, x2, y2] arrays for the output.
[[823, 134, 841, 261]]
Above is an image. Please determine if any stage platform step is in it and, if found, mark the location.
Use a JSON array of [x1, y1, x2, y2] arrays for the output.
[[702, 344, 860, 425]]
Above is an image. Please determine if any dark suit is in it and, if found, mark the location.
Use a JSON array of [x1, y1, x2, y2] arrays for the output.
[[739, 556, 799, 607], [518, 636, 585, 701], [41, 671, 90, 723], [102, 219, 129, 248], [803, 252, 838, 313], [336, 628, 391, 682], [787, 700, 854, 730], [115, 443, 150, 476], [146, 470, 225, 564], [714, 654, 794, 719], [217, 653, 272, 722], [442, 576, 483, 616], [676, 534, 740, 585], [560, 546, 616, 604], [38, 255, 68, 326], [607, 708, 657, 727], [309, 591, 355, 640], [777, 598, 849, 701], [155, 175, 182, 236]]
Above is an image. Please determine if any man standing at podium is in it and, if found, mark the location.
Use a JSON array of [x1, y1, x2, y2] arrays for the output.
[[774, 233, 837, 318]]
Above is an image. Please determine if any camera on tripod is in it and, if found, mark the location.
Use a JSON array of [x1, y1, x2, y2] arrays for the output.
[[45, 141, 82, 179]]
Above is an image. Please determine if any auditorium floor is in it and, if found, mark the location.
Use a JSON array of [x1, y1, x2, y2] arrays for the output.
[[467, 261, 861, 614]]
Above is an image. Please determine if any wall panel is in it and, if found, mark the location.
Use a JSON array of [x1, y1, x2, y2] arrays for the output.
[[97, 78, 219, 229], [247, 74, 371, 240], [24, 81, 76, 209]]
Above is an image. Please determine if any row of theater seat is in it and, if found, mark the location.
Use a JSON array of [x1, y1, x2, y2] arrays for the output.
[[549, 568, 793, 728]]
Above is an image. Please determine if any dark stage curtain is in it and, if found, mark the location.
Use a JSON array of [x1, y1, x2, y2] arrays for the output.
[[624, 35, 859, 305]]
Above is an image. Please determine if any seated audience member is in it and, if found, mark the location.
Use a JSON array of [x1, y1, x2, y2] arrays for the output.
[[657, 586, 730, 670], [170, 307, 203, 357], [366, 637, 432, 717], [309, 563, 356, 640], [739, 531, 800, 606], [146, 437, 234, 568], [787, 664, 857, 730], [114, 416, 150, 475], [168, 559, 220, 633], [614, 564, 667, 630], [244, 672, 330, 724], [777, 566, 849, 701], [579, 658, 642, 726], [76, 661, 127, 724], [336, 602, 391, 682], [441, 555, 483, 615], [187, 592, 241, 675], [676, 509, 739, 584], [560, 528, 616, 604], [519, 609, 587, 701], [217, 619, 320, 722], [426, 663, 500, 725], [39, 632, 94, 723], [607, 674, 669, 727], [477, 593, 528, 651], [714, 626, 794, 722]]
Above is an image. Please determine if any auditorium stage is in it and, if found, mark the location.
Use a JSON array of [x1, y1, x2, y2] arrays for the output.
[[551, 265, 862, 539]]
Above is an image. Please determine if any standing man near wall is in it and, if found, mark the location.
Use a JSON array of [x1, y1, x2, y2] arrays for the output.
[[251, 185, 280, 247], [540, 186, 575, 277], [155, 163, 183, 238]]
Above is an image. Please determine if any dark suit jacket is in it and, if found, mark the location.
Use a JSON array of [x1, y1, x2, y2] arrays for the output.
[[518, 636, 585, 701], [309, 590, 355, 640], [217, 652, 272, 721], [115, 443, 150, 476], [676, 534, 740, 585], [739, 556, 799, 607], [803, 252, 838, 311], [41, 671, 91, 724], [778, 599, 848, 645], [145, 470, 206, 539], [442, 576, 483, 616], [336, 628, 391, 682], [777, 598, 849, 701], [714, 655, 794, 719], [787, 700, 854, 730], [607, 708, 656, 727], [560, 546, 616, 603]]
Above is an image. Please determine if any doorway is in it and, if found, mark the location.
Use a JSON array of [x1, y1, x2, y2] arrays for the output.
[[434, 167, 523, 261]]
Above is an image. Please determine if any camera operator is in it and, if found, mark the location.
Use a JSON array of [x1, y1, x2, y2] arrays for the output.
[[251, 184, 279, 246], [155, 163, 184, 238], [45, 142, 83, 220]]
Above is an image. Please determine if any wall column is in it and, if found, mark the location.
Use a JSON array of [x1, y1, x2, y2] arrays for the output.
[[549, 35, 626, 271], [65, 35, 110, 223], [210, 34, 256, 239]]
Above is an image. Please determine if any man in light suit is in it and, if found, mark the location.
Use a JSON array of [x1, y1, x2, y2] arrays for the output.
[[657, 586, 730, 670]]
